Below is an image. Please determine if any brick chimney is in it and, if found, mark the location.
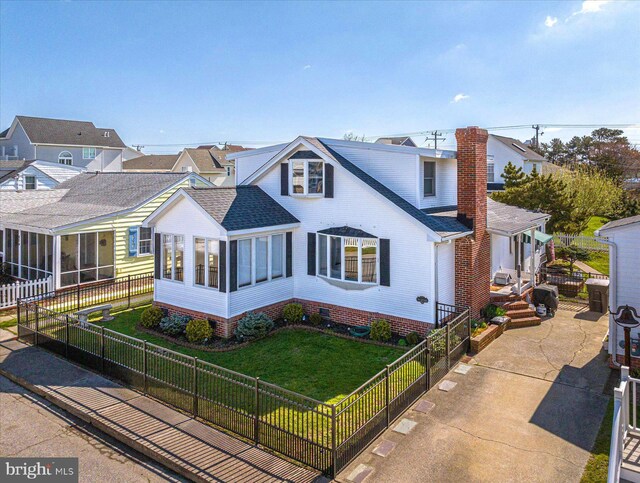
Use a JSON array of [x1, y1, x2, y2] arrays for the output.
[[454, 126, 491, 318]]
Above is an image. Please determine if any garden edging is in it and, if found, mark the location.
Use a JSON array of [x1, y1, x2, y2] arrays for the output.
[[470, 323, 504, 354]]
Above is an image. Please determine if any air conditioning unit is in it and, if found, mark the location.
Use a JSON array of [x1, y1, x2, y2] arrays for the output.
[[494, 272, 513, 286]]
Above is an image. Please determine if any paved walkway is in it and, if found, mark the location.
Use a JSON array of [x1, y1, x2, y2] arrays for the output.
[[336, 309, 612, 483], [0, 338, 320, 483]]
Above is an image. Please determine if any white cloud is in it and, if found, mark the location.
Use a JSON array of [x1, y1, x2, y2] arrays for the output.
[[452, 93, 470, 103], [545, 15, 558, 27], [302, 64, 311, 70], [575, 0, 610, 15], [159, 129, 165, 134]]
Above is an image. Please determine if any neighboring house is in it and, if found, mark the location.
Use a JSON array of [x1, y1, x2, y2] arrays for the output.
[[375, 137, 417, 147], [0, 160, 85, 191], [595, 215, 640, 368], [173, 145, 249, 186], [0, 172, 211, 289], [143, 127, 549, 338], [123, 154, 180, 173], [486, 134, 548, 192], [0, 115, 127, 171]]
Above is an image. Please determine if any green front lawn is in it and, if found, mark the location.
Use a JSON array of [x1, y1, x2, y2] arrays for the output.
[[581, 398, 613, 482], [579, 216, 611, 276], [93, 306, 404, 403], [583, 216, 610, 237]]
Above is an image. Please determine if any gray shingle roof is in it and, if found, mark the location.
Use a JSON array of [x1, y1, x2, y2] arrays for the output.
[[491, 134, 546, 162], [0, 172, 190, 230], [184, 148, 223, 171], [313, 139, 471, 238], [15, 116, 127, 148], [123, 154, 179, 171], [0, 160, 33, 183], [318, 226, 376, 238], [598, 215, 640, 233], [375, 136, 417, 147], [185, 186, 299, 231]]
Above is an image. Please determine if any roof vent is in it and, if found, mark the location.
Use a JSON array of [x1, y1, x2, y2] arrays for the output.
[[511, 143, 526, 153], [104, 131, 110, 138]]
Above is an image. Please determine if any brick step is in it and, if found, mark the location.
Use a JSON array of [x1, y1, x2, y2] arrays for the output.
[[504, 300, 529, 311], [506, 309, 538, 320], [508, 317, 542, 329]]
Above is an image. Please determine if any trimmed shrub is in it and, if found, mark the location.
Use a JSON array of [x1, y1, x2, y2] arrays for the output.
[[185, 319, 213, 344], [406, 331, 420, 346], [309, 313, 323, 326], [483, 304, 506, 321], [235, 312, 274, 340], [282, 303, 304, 324], [140, 306, 163, 329], [370, 319, 391, 342], [398, 338, 407, 347], [159, 314, 191, 336]]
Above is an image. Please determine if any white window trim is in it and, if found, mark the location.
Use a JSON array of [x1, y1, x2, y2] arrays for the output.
[[24, 175, 37, 190], [192, 236, 220, 291], [58, 151, 73, 165], [487, 162, 495, 183], [289, 159, 324, 197], [161, 233, 184, 283], [236, 232, 287, 290], [4, 228, 54, 280], [59, 230, 115, 287], [317, 234, 379, 286], [83, 147, 97, 160], [423, 161, 436, 198], [137, 227, 153, 257]]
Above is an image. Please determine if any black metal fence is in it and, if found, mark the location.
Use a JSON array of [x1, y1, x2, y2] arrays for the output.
[[17, 300, 470, 477], [22, 272, 154, 314], [538, 267, 609, 302]]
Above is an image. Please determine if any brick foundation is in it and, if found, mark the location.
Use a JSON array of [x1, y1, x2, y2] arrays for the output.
[[611, 354, 640, 370], [154, 298, 434, 339]]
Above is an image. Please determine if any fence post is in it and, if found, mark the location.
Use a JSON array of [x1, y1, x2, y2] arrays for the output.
[[385, 364, 391, 426], [445, 323, 451, 371], [35, 307, 39, 346], [331, 404, 337, 478], [426, 338, 431, 391], [254, 377, 260, 444], [192, 357, 198, 417], [100, 326, 105, 372], [76, 283, 80, 312], [127, 274, 131, 309], [466, 310, 471, 353], [143, 341, 148, 394], [65, 315, 70, 358]]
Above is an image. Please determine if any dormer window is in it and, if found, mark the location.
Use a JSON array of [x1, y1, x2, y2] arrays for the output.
[[291, 160, 323, 195]]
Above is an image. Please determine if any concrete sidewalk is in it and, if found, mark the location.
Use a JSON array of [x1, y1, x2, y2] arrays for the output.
[[0, 338, 320, 483]]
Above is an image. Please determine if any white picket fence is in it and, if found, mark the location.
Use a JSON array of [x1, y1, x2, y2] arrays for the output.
[[553, 234, 609, 252], [0, 277, 53, 309]]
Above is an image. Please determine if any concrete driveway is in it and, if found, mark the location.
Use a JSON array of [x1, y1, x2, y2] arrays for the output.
[[336, 309, 612, 483]]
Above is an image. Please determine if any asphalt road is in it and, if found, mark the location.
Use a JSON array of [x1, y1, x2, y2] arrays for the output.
[[0, 375, 184, 483]]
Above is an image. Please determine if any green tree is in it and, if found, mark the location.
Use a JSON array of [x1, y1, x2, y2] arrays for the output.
[[555, 245, 590, 274], [501, 161, 528, 188]]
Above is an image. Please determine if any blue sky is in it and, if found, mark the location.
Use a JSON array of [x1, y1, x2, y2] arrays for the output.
[[1, 0, 639, 152]]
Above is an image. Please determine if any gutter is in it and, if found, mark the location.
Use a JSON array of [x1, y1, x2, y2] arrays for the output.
[[596, 230, 619, 367]]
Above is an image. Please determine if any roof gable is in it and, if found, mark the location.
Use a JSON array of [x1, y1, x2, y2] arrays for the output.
[[598, 215, 640, 233], [490, 134, 546, 162]]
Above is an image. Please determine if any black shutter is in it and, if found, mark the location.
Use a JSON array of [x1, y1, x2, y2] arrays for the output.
[[229, 240, 238, 292], [380, 238, 390, 287], [307, 233, 316, 276], [219, 240, 227, 293], [154, 233, 161, 279], [324, 163, 334, 198], [286, 232, 293, 277], [281, 163, 289, 196]]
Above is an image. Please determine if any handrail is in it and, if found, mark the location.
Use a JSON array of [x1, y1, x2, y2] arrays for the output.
[[608, 367, 630, 483]]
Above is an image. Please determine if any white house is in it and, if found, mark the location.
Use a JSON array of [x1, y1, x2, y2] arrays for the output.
[[0, 116, 128, 171], [0, 160, 84, 191], [144, 127, 550, 338], [596, 215, 640, 368], [486, 134, 548, 192]]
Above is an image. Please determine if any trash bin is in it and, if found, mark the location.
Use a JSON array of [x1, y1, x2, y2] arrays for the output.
[[586, 278, 609, 313]]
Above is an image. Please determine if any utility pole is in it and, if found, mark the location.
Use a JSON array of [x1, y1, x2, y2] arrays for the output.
[[425, 131, 446, 150], [133, 144, 145, 152], [531, 125, 541, 149]]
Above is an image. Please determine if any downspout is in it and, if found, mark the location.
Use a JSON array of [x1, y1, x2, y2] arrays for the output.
[[597, 234, 618, 367]]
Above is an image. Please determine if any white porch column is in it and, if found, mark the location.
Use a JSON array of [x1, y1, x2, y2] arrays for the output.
[[516, 233, 522, 295], [53, 235, 61, 290], [530, 227, 536, 288]]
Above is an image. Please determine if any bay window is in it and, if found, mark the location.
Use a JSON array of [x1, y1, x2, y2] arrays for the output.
[[291, 160, 324, 195], [318, 234, 378, 284], [236, 233, 286, 288], [194, 237, 219, 289], [162, 234, 184, 282], [60, 230, 114, 287]]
